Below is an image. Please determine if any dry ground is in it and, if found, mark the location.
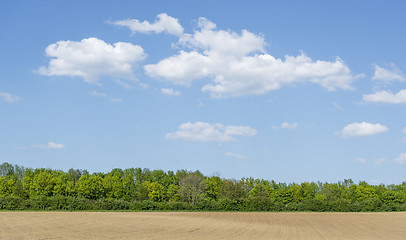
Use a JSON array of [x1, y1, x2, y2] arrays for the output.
[[0, 212, 405, 240]]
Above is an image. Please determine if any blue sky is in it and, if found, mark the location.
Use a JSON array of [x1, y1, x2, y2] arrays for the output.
[[1, 0, 406, 184]]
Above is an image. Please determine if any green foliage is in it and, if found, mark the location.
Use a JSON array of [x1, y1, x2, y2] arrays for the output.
[[205, 176, 222, 201], [77, 175, 103, 199], [178, 172, 206, 206], [143, 181, 165, 202], [0, 162, 405, 211]]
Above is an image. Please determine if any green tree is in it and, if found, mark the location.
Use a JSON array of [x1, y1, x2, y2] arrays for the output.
[[52, 177, 66, 196], [30, 171, 55, 196], [166, 184, 180, 201], [219, 179, 246, 201], [103, 175, 124, 198], [179, 173, 206, 206], [143, 181, 165, 202], [205, 176, 222, 201], [0, 162, 14, 177], [77, 175, 103, 199], [0, 176, 15, 197]]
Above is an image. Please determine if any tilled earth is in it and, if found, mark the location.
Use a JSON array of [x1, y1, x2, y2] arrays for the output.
[[0, 212, 405, 240]]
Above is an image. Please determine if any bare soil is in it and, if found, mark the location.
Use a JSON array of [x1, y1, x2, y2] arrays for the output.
[[1, 212, 405, 239]]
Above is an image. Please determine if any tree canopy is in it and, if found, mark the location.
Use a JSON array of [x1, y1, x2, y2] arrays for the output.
[[0, 162, 405, 211]]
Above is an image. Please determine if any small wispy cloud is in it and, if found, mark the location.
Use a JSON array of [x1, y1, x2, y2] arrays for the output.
[[139, 83, 149, 89], [394, 153, 406, 165], [374, 158, 387, 166], [332, 102, 343, 110], [161, 88, 181, 96], [273, 122, 298, 130], [355, 157, 367, 164], [0, 91, 20, 103], [89, 90, 107, 97], [372, 64, 405, 82], [88, 90, 123, 103], [225, 152, 249, 159], [110, 98, 123, 103], [33, 142, 65, 149], [109, 13, 184, 36], [13, 146, 28, 151], [166, 122, 257, 142], [115, 79, 136, 89], [198, 99, 204, 107]]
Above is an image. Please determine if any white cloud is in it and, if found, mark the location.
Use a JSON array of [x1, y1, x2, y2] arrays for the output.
[[166, 122, 257, 142], [372, 64, 405, 82], [281, 122, 298, 129], [340, 122, 388, 138], [115, 79, 136, 89], [374, 158, 386, 166], [332, 101, 343, 110], [0, 91, 20, 103], [145, 18, 358, 98], [161, 88, 181, 96], [13, 146, 28, 151], [394, 153, 406, 165], [225, 152, 249, 159], [110, 13, 183, 36], [88, 90, 107, 97], [198, 99, 204, 107], [272, 122, 298, 130], [362, 89, 406, 104], [110, 98, 123, 103], [38, 37, 146, 84], [355, 157, 367, 164], [139, 83, 149, 89], [88, 90, 123, 103], [402, 126, 406, 134], [33, 142, 65, 149]]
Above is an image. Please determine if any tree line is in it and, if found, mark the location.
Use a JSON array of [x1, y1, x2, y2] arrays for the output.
[[1, 162, 405, 211]]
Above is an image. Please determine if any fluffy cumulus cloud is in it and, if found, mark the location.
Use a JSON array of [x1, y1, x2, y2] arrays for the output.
[[33, 142, 65, 149], [362, 89, 406, 104], [0, 91, 20, 103], [110, 13, 183, 36], [38, 38, 146, 84], [372, 64, 405, 82], [340, 122, 388, 138], [145, 18, 357, 98], [161, 88, 181, 96], [394, 153, 406, 165], [166, 122, 257, 142]]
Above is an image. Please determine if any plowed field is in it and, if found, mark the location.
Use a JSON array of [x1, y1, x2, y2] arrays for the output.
[[1, 212, 405, 239]]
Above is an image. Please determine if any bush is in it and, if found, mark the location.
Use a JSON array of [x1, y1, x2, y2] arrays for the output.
[[360, 198, 382, 212], [0, 196, 26, 210], [244, 196, 272, 211], [218, 198, 240, 211], [301, 199, 328, 212], [96, 198, 130, 210], [329, 198, 352, 212], [166, 201, 191, 211]]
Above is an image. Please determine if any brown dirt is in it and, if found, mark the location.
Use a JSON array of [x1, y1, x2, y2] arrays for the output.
[[0, 212, 405, 240]]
